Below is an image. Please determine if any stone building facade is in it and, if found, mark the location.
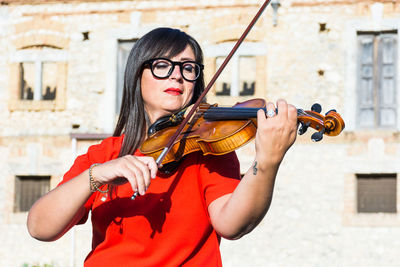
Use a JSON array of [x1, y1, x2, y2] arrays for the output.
[[0, 0, 399, 266]]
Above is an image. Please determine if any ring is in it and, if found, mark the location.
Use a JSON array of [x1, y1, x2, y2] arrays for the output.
[[266, 109, 276, 118]]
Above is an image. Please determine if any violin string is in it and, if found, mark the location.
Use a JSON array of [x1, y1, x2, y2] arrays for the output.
[[206, 107, 314, 117]]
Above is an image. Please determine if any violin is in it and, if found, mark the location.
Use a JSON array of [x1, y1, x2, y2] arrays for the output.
[[140, 98, 345, 166]]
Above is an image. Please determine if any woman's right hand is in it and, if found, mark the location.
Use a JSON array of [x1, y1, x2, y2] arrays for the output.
[[91, 155, 158, 196]]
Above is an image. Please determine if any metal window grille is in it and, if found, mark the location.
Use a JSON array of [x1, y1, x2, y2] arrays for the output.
[[14, 175, 50, 212], [357, 173, 397, 213]]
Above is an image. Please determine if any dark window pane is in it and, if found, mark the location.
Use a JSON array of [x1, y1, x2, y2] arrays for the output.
[[239, 56, 256, 96], [42, 62, 57, 100], [14, 176, 50, 212], [19, 62, 35, 100], [215, 56, 232, 96], [116, 40, 136, 114]]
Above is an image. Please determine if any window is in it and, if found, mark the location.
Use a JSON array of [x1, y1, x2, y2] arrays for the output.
[[357, 31, 397, 128], [20, 60, 58, 101], [215, 55, 257, 97], [357, 173, 397, 213], [116, 40, 136, 114], [205, 42, 266, 102], [9, 46, 68, 111], [14, 175, 50, 212]]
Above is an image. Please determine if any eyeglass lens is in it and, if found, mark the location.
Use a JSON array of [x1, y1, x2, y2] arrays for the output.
[[151, 59, 200, 81]]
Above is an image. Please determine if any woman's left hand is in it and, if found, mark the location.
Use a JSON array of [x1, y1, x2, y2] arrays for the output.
[[255, 99, 298, 170], [208, 99, 298, 240]]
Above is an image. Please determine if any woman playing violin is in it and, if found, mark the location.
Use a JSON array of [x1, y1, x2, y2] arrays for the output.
[[27, 27, 298, 266]]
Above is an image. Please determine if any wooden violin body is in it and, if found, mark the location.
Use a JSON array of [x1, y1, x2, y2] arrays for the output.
[[140, 99, 345, 166], [140, 99, 264, 165]]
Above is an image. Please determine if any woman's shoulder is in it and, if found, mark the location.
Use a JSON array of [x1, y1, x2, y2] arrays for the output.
[[86, 135, 124, 162], [60, 135, 124, 184]]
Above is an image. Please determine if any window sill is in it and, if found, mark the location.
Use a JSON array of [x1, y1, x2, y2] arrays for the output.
[[343, 212, 400, 227], [8, 100, 65, 111]]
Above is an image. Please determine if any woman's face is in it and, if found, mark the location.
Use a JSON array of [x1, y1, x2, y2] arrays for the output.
[[141, 45, 197, 124]]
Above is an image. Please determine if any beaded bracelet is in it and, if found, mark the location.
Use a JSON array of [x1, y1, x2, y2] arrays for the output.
[[89, 163, 109, 193]]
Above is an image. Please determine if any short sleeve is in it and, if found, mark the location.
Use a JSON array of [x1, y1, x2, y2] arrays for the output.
[[199, 152, 241, 207], [58, 136, 123, 224]]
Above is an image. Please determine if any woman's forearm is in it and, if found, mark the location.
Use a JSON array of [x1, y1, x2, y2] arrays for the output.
[[209, 159, 280, 240], [27, 169, 92, 241]]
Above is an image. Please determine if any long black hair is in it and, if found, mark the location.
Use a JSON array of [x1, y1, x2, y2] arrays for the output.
[[113, 28, 205, 157]]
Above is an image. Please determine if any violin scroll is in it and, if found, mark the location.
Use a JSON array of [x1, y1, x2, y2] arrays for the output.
[[297, 103, 345, 142]]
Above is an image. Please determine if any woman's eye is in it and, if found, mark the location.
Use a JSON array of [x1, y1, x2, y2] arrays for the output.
[[154, 62, 170, 69], [183, 64, 194, 72]]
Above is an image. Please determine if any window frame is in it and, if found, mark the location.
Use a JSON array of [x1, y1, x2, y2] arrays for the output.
[[14, 175, 51, 213], [116, 39, 136, 115], [356, 173, 397, 213], [343, 172, 400, 227], [9, 47, 68, 111], [205, 42, 267, 103], [356, 31, 398, 129]]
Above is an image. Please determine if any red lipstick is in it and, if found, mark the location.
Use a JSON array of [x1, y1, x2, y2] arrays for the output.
[[164, 87, 183, 95]]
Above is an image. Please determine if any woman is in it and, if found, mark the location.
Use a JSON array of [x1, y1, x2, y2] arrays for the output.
[[27, 28, 298, 266]]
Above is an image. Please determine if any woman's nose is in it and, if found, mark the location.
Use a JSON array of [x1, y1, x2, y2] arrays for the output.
[[169, 65, 183, 80]]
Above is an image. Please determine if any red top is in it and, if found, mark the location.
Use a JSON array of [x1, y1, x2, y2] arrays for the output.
[[60, 136, 241, 266]]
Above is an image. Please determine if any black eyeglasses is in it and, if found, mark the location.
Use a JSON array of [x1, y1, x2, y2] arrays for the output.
[[143, 58, 204, 82]]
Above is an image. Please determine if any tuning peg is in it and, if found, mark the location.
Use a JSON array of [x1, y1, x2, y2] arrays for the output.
[[311, 129, 324, 142], [311, 103, 322, 113], [325, 109, 337, 115], [298, 121, 310, 135]]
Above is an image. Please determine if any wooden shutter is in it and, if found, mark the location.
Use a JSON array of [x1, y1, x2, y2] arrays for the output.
[[357, 31, 397, 128], [378, 33, 397, 127], [357, 34, 376, 127]]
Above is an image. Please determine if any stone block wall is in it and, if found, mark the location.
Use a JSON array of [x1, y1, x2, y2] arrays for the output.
[[0, 0, 399, 266]]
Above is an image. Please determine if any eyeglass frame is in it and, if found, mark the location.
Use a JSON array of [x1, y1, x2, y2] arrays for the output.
[[142, 57, 204, 82]]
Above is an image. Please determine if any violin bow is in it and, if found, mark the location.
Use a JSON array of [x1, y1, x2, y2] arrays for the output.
[[155, 0, 272, 168]]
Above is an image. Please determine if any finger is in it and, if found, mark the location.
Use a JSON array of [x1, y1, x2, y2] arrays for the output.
[[124, 155, 150, 195], [126, 162, 147, 196], [276, 99, 288, 119], [138, 156, 158, 179], [121, 156, 146, 195], [257, 108, 267, 125], [287, 104, 298, 124], [122, 170, 138, 194], [130, 157, 152, 192]]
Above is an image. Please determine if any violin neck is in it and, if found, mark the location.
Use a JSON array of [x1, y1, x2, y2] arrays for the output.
[[203, 107, 304, 121]]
